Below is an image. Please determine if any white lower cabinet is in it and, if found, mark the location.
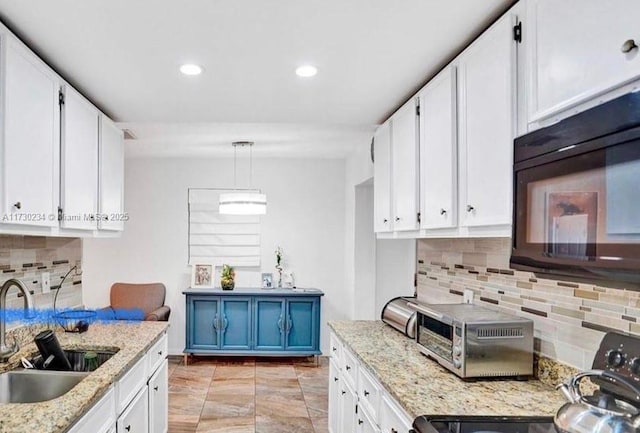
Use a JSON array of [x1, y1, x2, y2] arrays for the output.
[[117, 387, 149, 433], [67, 332, 169, 433], [357, 406, 380, 433], [329, 332, 413, 433], [339, 380, 357, 433], [148, 359, 169, 433]]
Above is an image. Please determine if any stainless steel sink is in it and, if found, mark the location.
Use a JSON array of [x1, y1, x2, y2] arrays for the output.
[[0, 370, 88, 403]]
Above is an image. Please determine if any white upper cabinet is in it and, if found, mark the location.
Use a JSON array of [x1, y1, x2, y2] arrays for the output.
[[61, 86, 99, 230], [419, 66, 457, 230], [390, 98, 419, 231], [458, 10, 518, 229], [1, 35, 60, 227], [526, 0, 640, 125], [99, 115, 125, 231], [373, 121, 392, 233]]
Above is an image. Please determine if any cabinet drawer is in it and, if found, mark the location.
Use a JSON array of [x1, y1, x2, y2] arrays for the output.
[[116, 355, 147, 414], [147, 333, 168, 377], [342, 347, 358, 390], [357, 404, 381, 433], [358, 367, 381, 424], [380, 394, 412, 433], [329, 332, 342, 367], [68, 386, 116, 433], [117, 386, 148, 433]]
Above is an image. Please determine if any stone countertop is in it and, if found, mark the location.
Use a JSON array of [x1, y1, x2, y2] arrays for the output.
[[0, 321, 168, 433], [183, 287, 324, 296], [328, 320, 568, 419]]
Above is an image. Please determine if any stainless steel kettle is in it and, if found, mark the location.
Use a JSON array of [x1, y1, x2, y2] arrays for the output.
[[555, 369, 640, 433]]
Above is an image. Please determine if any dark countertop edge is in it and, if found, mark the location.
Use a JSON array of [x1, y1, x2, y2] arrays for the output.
[[182, 287, 324, 296]]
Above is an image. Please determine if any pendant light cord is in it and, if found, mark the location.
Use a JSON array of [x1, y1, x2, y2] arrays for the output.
[[249, 143, 253, 188], [233, 143, 237, 189]]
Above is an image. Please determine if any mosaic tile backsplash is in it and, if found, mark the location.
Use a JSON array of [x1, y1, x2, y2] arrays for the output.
[[0, 235, 83, 331], [417, 238, 640, 370]]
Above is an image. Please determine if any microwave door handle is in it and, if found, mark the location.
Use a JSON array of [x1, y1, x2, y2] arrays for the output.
[[407, 302, 453, 324]]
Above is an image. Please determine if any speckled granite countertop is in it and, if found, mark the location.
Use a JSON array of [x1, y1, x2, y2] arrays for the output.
[[329, 320, 568, 419], [0, 321, 168, 433]]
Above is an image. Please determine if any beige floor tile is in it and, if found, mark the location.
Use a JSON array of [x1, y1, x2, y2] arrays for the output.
[[214, 366, 255, 380], [255, 415, 315, 433], [201, 394, 255, 419], [256, 394, 309, 418], [311, 416, 329, 433], [195, 417, 255, 433], [209, 378, 256, 396]]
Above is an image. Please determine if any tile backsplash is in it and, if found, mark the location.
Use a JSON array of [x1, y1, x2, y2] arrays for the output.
[[416, 238, 640, 370], [0, 235, 83, 330]]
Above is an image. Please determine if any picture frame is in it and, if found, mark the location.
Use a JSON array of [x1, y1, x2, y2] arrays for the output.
[[261, 273, 273, 289], [191, 263, 215, 288]]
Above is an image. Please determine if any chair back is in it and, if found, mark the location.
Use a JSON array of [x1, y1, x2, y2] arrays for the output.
[[110, 282, 166, 316]]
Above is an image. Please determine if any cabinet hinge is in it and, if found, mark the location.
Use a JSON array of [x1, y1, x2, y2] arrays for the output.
[[58, 91, 65, 106], [415, 104, 420, 116], [355, 404, 358, 414], [513, 21, 522, 43], [57, 206, 63, 221], [417, 212, 421, 224]]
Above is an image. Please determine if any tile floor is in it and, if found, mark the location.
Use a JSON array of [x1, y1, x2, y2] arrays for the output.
[[168, 356, 329, 433]]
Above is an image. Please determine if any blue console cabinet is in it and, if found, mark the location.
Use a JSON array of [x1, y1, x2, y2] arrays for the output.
[[184, 288, 323, 358]]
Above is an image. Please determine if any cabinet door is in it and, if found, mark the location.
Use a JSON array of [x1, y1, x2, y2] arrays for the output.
[[99, 115, 125, 231], [1, 36, 59, 227], [357, 407, 380, 433], [220, 297, 251, 350], [61, 86, 99, 230], [285, 297, 319, 352], [380, 394, 412, 433], [328, 360, 341, 433], [253, 298, 285, 351], [373, 121, 392, 233], [420, 66, 457, 229], [458, 13, 516, 228], [117, 387, 148, 433], [187, 296, 220, 350], [148, 359, 168, 433], [339, 380, 357, 433], [391, 99, 419, 231], [527, 0, 640, 123]]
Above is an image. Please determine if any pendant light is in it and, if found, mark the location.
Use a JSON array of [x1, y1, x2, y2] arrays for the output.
[[219, 141, 267, 215]]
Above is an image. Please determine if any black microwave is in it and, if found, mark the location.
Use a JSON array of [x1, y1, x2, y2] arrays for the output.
[[511, 92, 640, 290]]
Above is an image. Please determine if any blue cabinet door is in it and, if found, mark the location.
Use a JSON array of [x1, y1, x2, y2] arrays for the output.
[[220, 297, 252, 350], [253, 298, 285, 351], [188, 296, 220, 350], [285, 298, 319, 352]]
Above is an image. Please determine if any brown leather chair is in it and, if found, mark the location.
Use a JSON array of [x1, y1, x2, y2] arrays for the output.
[[101, 282, 171, 321]]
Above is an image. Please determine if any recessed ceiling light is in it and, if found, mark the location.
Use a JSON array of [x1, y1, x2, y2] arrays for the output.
[[295, 65, 318, 78], [180, 64, 203, 76]]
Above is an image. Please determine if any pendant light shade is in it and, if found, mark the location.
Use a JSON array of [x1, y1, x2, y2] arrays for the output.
[[219, 192, 267, 215], [219, 141, 267, 215]]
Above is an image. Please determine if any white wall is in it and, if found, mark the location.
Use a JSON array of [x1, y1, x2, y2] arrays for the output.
[[83, 157, 346, 355], [353, 181, 376, 319], [375, 239, 416, 315], [344, 143, 375, 319]]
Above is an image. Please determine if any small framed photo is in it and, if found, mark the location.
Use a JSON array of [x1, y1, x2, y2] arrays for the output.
[[191, 263, 215, 288], [261, 273, 273, 289]]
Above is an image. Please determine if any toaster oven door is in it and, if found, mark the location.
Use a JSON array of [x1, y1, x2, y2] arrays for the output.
[[416, 312, 454, 364]]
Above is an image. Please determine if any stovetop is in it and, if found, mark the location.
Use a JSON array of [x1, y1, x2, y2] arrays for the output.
[[412, 416, 557, 433]]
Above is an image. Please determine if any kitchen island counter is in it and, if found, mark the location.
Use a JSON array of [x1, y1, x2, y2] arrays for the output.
[[0, 321, 168, 433], [329, 320, 568, 419]]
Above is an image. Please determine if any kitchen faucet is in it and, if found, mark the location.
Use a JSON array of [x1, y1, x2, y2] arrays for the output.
[[0, 279, 34, 362]]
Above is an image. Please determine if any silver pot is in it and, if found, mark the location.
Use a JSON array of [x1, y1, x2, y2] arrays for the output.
[[555, 369, 640, 433]]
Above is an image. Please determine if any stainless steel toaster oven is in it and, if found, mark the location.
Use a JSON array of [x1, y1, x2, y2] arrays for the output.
[[411, 303, 534, 379]]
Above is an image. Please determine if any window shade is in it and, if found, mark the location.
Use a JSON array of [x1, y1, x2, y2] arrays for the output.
[[188, 188, 261, 266]]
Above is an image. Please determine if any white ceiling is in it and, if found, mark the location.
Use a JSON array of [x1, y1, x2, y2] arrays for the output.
[[0, 0, 512, 157]]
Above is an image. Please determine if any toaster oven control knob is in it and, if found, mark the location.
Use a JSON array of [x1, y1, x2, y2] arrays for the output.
[[453, 359, 462, 369], [629, 358, 640, 375], [606, 349, 626, 368], [453, 345, 462, 357]]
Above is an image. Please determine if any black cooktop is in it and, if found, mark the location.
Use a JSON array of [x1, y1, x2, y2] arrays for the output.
[[412, 416, 557, 433]]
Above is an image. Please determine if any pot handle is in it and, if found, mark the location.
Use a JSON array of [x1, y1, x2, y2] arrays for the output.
[[559, 369, 640, 406]]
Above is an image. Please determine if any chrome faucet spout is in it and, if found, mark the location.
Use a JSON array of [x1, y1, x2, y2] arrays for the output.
[[0, 279, 34, 362]]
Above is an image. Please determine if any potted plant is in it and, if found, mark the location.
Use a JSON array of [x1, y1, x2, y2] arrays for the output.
[[220, 264, 235, 290]]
